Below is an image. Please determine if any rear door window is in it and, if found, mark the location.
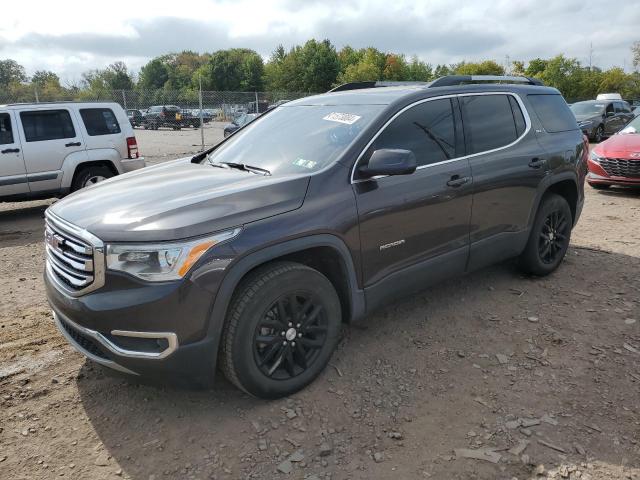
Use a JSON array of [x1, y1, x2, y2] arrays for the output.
[[527, 94, 578, 133], [461, 94, 518, 153], [0, 113, 14, 144], [80, 108, 121, 136], [20, 109, 76, 142], [369, 98, 458, 167]]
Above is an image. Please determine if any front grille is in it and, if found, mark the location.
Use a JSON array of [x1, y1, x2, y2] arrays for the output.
[[45, 218, 95, 292], [599, 158, 640, 178], [59, 317, 110, 360]]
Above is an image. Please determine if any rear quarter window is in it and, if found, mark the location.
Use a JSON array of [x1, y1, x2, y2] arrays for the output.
[[527, 94, 578, 133], [80, 108, 121, 136]]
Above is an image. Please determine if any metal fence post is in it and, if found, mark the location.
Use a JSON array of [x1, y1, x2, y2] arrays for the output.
[[255, 91, 259, 114], [122, 90, 127, 110], [199, 77, 205, 151], [34, 87, 39, 103]]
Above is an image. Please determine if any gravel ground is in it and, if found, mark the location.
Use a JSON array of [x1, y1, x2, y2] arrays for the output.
[[0, 134, 639, 480]]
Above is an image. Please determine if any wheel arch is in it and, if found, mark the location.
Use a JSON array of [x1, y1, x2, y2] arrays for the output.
[[205, 234, 366, 345], [69, 160, 119, 189], [529, 173, 579, 229]]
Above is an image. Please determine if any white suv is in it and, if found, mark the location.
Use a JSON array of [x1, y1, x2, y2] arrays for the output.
[[0, 102, 145, 201]]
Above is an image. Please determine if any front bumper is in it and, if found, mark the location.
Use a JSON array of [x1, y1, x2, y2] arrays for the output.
[[587, 171, 640, 186], [45, 263, 218, 382]]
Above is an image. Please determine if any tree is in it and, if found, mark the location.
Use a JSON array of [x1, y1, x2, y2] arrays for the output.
[[298, 39, 340, 91], [454, 60, 504, 76], [406, 56, 433, 81], [138, 59, 169, 89], [0, 59, 27, 87], [633, 41, 640, 71], [31, 70, 60, 87], [382, 54, 408, 80], [200, 49, 264, 91]]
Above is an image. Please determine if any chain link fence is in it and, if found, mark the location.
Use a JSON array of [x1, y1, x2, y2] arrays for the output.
[[0, 89, 313, 121]]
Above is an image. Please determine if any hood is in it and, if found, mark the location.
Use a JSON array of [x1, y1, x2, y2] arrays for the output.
[[50, 158, 310, 242], [593, 133, 640, 159], [574, 113, 602, 123]]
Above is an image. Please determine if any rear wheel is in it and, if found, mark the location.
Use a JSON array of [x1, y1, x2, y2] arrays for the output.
[[71, 165, 114, 192], [518, 193, 572, 276], [220, 262, 341, 399]]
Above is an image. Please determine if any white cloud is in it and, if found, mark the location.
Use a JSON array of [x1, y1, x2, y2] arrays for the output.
[[1, 0, 638, 80]]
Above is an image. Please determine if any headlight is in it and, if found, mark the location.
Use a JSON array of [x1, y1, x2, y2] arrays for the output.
[[106, 228, 241, 281], [589, 151, 602, 163]]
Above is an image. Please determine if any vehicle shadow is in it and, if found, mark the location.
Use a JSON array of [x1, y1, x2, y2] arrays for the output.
[[75, 245, 640, 479], [0, 201, 51, 248]]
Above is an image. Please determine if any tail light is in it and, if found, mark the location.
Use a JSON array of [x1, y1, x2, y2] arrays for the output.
[[126, 136, 139, 159]]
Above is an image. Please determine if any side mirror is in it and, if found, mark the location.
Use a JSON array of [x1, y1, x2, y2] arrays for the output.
[[358, 149, 417, 178], [606, 111, 615, 117]]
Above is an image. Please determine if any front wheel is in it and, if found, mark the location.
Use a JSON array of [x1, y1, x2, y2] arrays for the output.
[[592, 125, 604, 143], [220, 262, 342, 399], [518, 193, 572, 276]]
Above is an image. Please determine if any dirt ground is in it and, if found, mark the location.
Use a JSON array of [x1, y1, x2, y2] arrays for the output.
[[0, 135, 639, 479]]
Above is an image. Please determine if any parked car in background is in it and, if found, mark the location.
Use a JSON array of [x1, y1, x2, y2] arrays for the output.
[[190, 109, 213, 124], [0, 102, 144, 201], [179, 109, 202, 129], [596, 93, 622, 101], [44, 75, 586, 398], [570, 99, 635, 142], [143, 105, 184, 130], [126, 109, 143, 128], [587, 114, 640, 189], [223, 112, 259, 137]]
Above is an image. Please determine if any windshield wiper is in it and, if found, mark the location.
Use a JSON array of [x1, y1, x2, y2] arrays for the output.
[[208, 160, 271, 176]]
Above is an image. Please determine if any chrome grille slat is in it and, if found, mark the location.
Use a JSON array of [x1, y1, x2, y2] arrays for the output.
[[46, 244, 93, 272], [44, 212, 104, 296], [48, 261, 93, 287], [599, 158, 640, 178], [46, 246, 94, 281]]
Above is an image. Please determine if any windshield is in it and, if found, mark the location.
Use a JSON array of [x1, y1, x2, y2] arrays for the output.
[[570, 102, 605, 116], [207, 104, 384, 175], [619, 115, 640, 134]]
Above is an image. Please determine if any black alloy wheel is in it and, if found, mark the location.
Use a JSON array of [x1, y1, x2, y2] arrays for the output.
[[253, 293, 328, 380], [220, 262, 341, 399], [537, 209, 569, 265]]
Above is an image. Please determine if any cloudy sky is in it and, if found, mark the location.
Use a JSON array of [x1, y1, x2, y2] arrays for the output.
[[2, 0, 639, 82]]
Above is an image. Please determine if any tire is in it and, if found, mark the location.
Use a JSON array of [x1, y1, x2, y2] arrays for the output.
[[71, 165, 114, 192], [589, 183, 610, 190], [220, 261, 342, 399], [592, 125, 604, 143], [518, 193, 572, 276]]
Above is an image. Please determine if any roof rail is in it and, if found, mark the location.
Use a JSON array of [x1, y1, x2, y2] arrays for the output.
[[328, 81, 429, 92], [428, 75, 543, 87]]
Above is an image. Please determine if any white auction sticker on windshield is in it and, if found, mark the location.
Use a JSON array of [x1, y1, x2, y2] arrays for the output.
[[323, 112, 361, 125]]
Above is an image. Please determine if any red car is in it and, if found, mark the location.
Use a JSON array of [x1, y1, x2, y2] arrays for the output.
[[588, 114, 640, 189]]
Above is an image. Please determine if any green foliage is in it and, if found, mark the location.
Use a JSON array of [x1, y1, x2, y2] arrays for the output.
[[4, 40, 640, 104], [0, 59, 27, 87], [454, 60, 505, 75]]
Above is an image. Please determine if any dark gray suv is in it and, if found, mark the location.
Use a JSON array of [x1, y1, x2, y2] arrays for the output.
[[45, 75, 587, 398]]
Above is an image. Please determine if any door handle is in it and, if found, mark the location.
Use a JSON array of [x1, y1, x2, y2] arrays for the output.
[[446, 175, 470, 187], [528, 157, 546, 169], [65, 142, 81, 147], [1, 148, 20, 154]]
